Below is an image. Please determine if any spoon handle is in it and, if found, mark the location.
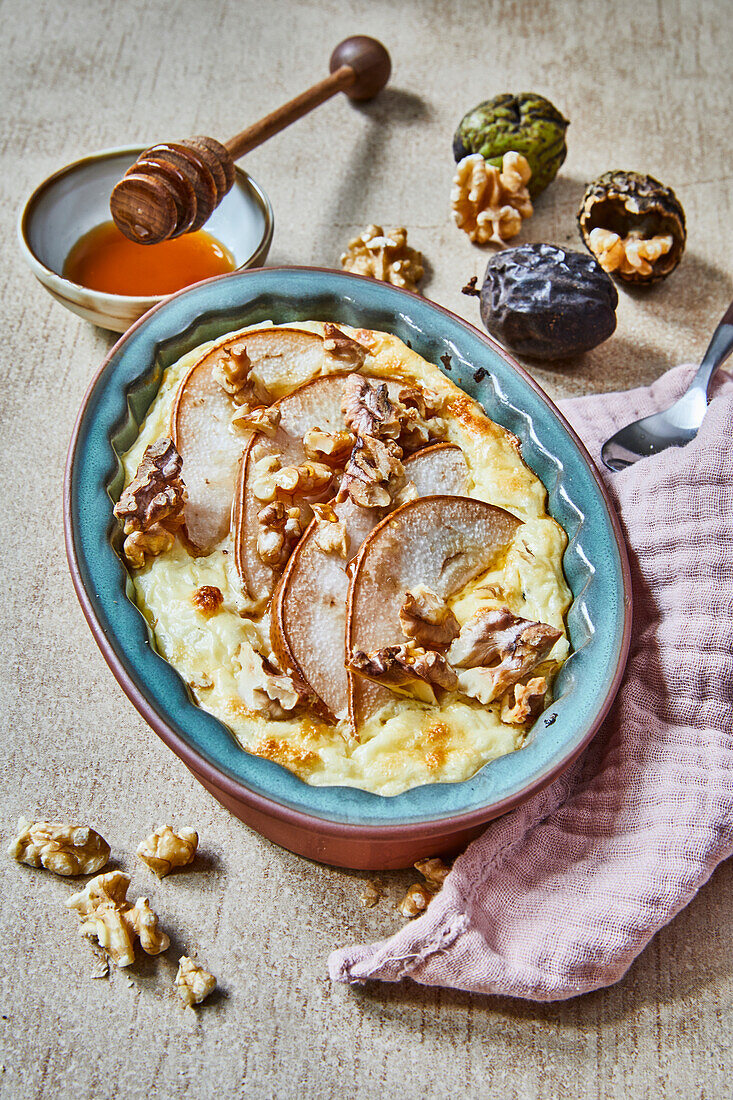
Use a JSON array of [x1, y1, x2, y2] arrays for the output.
[[691, 296, 733, 396]]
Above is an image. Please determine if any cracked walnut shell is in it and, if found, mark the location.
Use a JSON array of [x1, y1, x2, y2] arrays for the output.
[[175, 956, 217, 1007], [341, 225, 424, 292], [451, 152, 533, 245], [7, 817, 110, 876], [136, 825, 199, 878]]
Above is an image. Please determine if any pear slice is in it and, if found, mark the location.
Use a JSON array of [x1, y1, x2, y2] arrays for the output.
[[233, 373, 351, 603], [233, 373, 412, 603], [347, 495, 522, 734], [269, 446, 471, 722], [403, 442, 469, 497], [172, 327, 324, 553]]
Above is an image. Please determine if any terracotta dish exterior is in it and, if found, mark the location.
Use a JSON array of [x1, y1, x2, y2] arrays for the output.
[[64, 268, 632, 869]]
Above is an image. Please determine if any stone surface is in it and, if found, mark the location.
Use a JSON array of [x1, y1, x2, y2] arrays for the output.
[[1, 1, 732, 1097]]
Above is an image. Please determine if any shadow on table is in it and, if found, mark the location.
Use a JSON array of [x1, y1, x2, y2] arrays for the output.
[[345, 858, 733, 1034]]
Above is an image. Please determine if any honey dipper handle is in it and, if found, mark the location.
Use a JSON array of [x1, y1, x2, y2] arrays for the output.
[[225, 37, 391, 159], [225, 67, 353, 160]]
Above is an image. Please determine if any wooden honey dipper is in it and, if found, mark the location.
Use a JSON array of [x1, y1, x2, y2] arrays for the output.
[[110, 35, 391, 245]]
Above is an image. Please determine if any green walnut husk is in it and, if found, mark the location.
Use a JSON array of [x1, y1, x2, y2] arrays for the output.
[[452, 93, 569, 198], [578, 170, 686, 284]]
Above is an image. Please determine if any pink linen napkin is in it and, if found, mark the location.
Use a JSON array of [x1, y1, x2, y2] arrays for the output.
[[328, 363, 733, 1001]]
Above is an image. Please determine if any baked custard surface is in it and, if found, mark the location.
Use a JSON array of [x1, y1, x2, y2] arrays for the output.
[[121, 321, 571, 796]]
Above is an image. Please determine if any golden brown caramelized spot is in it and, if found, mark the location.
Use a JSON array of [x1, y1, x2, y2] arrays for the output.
[[348, 644, 458, 703], [136, 825, 198, 878], [192, 584, 224, 617], [448, 608, 561, 704], [114, 438, 187, 568], [340, 225, 424, 293], [588, 227, 674, 279], [359, 879, 384, 908], [398, 882, 434, 918], [231, 404, 281, 437], [322, 323, 369, 369], [341, 374, 402, 440], [302, 426, 356, 467], [175, 956, 216, 1007], [256, 502, 303, 569], [249, 737, 319, 770], [500, 676, 548, 725], [7, 818, 110, 877], [66, 871, 170, 967], [399, 585, 461, 650], [340, 435, 405, 508], [451, 152, 533, 245]]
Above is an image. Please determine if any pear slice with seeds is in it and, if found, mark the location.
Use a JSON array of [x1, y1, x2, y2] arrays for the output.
[[347, 495, 521, 734], [172, 327, 324, 553], [270, 446, 470, 723]]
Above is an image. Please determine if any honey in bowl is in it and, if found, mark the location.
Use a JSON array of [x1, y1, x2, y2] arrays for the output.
[[63, 220, 236, 296]]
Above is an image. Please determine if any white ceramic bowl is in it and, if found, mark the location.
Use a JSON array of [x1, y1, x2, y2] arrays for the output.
[[18, 145, 274, 332]]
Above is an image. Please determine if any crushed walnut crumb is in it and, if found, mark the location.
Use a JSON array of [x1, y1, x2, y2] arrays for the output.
[[175, 956, 217, 1007]]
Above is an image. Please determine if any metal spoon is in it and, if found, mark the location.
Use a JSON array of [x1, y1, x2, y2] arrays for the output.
[[601, 297, 733, 471]]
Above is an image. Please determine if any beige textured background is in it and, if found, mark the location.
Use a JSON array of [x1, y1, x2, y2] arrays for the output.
[[2, 1, 732, 1097]]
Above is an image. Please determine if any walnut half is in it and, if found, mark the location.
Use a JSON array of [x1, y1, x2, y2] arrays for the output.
[[7, 817, 110, 877], [137, 825, 199, 878], [341, 225, 424, 293], [114, 438, 187, 568], [348, 643, 458, 704], [448, 607, 561, 704], [451, 152, 533, 245]]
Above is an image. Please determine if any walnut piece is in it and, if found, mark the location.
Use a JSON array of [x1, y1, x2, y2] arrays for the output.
[[192, 585, 223, 617], [397, 406, 448, 453], [322, 323, 369, 370], [66, 871, 170, 967], [114, 439, 187, 568], [273, 462, 334, 497], [341, 225, 424, 293], [212, 342, 269, 408], [399, 585, 460, 650], [231, 404, 281, 437], [256, 502, 303, 568], [359, 879, 384, 908], [398, 883, 433, 918], [588, 227, 674, 279], [136, 825, 199, 878], [348, 643, 458, 704], [451, 152, 533, 245], [342, 374, 402, 440], [451, 607, 559, 674], [340, 435, 405, 508], [303, 427, 356, 467], [251, 454, 282, 503], [7, 818, 110, 877], [175, 956, 217, 1007], [312, 503, 349, 558], [500, 676, 548, 725], [415, 857, 451, 889], [237, 646, 302, 717]]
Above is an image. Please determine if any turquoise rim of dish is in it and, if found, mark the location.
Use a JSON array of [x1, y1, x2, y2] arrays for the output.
[[65, 267, 631, 829]]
